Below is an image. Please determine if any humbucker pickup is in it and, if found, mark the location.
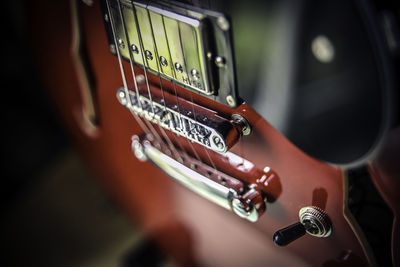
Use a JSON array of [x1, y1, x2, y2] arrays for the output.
[[102, 0, 239, 107]]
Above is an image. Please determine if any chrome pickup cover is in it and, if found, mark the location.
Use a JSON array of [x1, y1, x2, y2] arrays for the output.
[[103, 0, 238, 106], [117, 87, 235, 153]]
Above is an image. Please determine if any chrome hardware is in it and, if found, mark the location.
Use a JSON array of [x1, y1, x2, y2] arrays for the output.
[[231, 198, 258, 222], [109, 44, 117, 54], [105, 0, 239, 106], [159, 56, 168, 66], [215, 56, 226, 68], [174, 62, 183, 73], [131, 135, 265, 222], [231, 114, 251, 136], [191, 68, 200, 80], [130, 44, 139, 53], [231, 188, 260, 222], [145, 50, 153, 60], [299, 206, 332, 237], [273, 206, 332, 246], [116, 89, 128, 106], [131, 136, 147, 161], [118, 88, 238, 153], [212, 136, 223, 150], [109, 1, 211, 94], [217, 16, 230, 31], [117, 37, 125, 49], [226, 95, 236, 107]]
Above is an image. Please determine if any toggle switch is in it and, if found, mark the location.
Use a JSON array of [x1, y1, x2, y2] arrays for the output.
[[273, 206, 332, 246]]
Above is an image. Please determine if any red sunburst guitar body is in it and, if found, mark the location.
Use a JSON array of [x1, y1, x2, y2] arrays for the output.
[[25, 0, 399, 266]]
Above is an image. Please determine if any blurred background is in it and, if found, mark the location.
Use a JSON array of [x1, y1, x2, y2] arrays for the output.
[[0, 2, 154, 267]]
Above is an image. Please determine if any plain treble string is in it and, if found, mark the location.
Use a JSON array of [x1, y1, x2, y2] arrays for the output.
[[106, 0, 152, 136], [146, 6, 186, 161]]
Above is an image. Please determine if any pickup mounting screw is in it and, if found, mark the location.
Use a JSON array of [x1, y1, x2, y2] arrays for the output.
[[226, 95, 236, 107], [217, 17, 230, 31], [215, 56, 225, 68], [117, 38, 125, 49]]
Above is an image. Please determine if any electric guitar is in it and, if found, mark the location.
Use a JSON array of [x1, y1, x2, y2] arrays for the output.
[[25, 0, 399, 266]]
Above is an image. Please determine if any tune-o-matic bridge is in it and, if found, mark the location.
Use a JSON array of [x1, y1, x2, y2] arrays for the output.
[[117, 87, 249, 153]]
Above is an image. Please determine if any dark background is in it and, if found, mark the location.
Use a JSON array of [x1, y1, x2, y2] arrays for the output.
[[0, 2, 148, 267], [0, 1, 68, 210]]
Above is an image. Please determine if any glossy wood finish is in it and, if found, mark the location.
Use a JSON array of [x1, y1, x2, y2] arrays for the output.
[[25, 1, 372, 266]]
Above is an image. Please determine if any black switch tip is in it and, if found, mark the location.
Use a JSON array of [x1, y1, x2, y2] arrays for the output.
[[273, 222, 306, 246]]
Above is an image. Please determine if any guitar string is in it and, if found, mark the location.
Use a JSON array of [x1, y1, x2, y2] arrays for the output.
[[118, 0, 179, 159], [160, 15, 201, 162], [145, 3, 194, 163], [145, 0, 201, 164], [160, 1, 216, 172], [115, 0, 168, 149], [132, 3, 187, 159], [118, 0, 195, 164], [152, 0, 238, 182], [199, 0, 223, 173], [112, 0, 222, 174], [201, 0, 245, 167], [145, 6, 189, 162], [116, 0, 143, 110], [111, 0, 174, 155], [114, 0, 153, 133], [105, 0, 154, 137], [186, 20, 219, 173], [178, 0, 210, 165], [129, 1, 177, 152], [174, 19, 206, 163], [130, 3, 154, 115], [177, 7, 219, 174]]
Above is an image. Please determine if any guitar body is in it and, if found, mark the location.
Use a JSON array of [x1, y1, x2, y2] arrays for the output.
[[25, 0, 398, 266]]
